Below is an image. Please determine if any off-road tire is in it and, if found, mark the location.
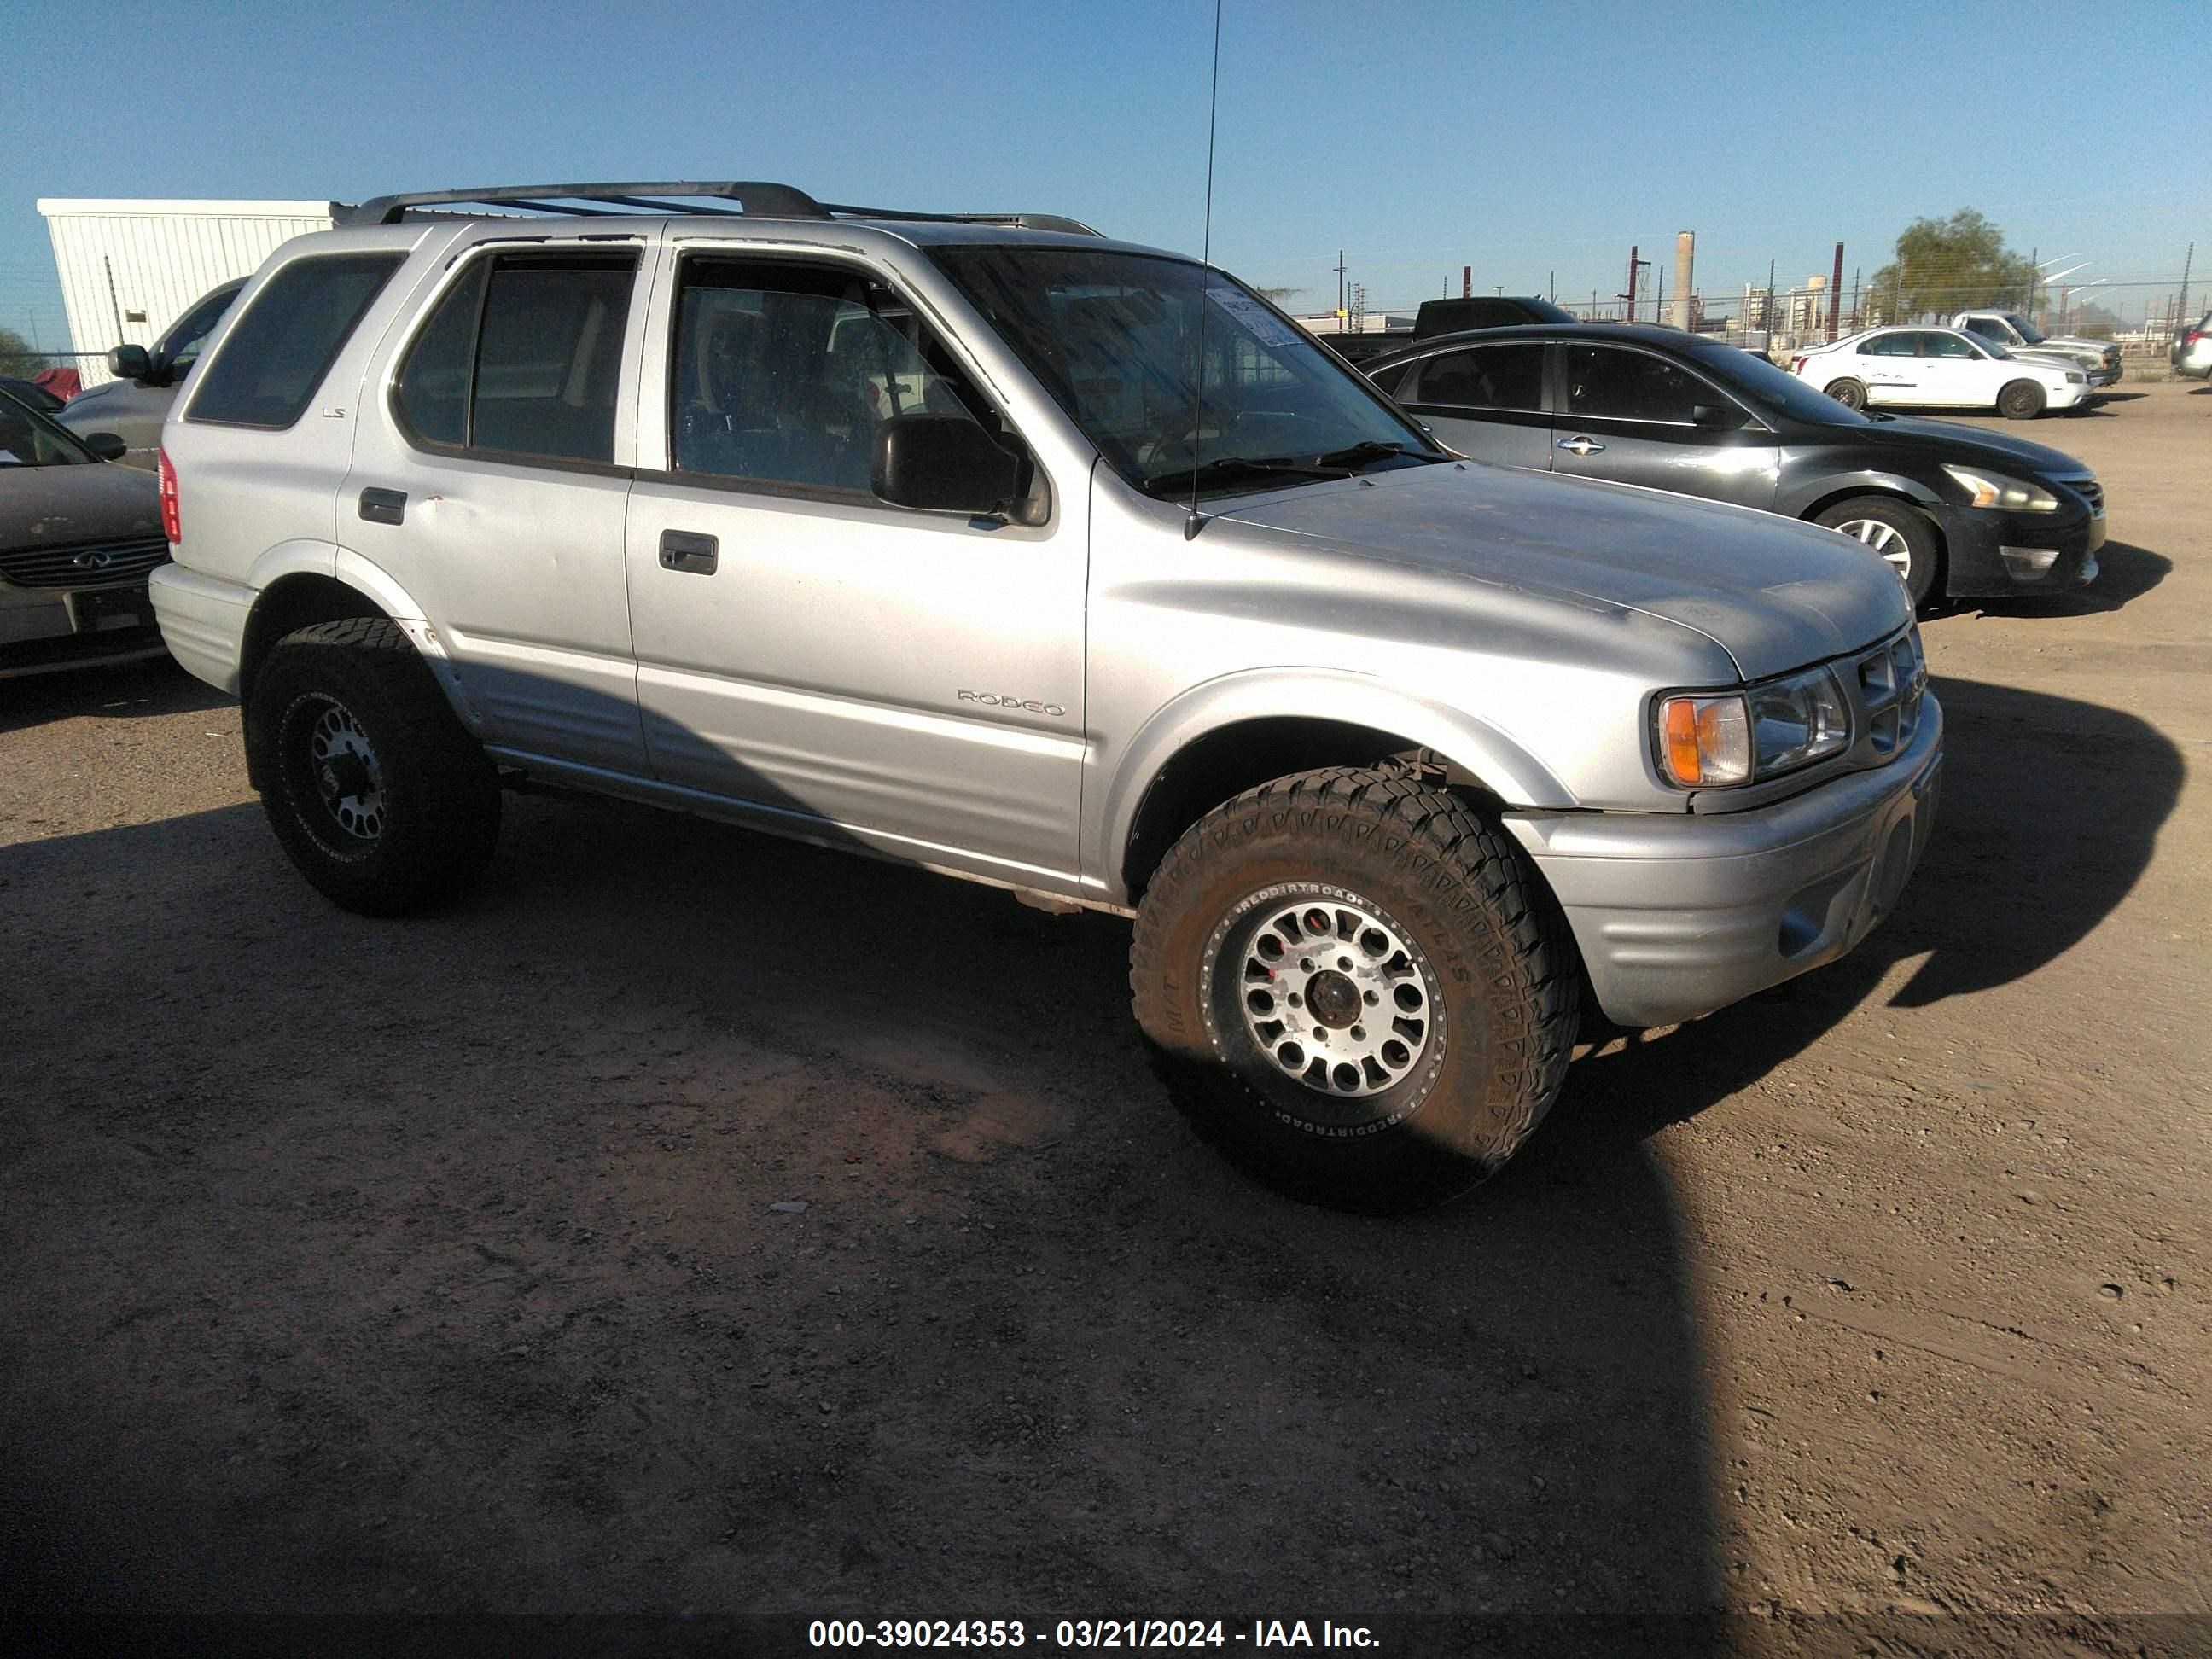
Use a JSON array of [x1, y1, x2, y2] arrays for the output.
[[1998, 379, 2046, 420], [1814, 495, 1941, 608], [1130, 767, 1580, 1213], [247, 617, 500, 916], [1824, 377, 1868, 410]]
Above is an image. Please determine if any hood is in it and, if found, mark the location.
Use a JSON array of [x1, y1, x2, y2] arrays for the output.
[[2005, 347, 2090, 373], [1215, 462, 1909, 682], [0, 460, 162, 544], [2033, 334, 2117, 356], [1861, 415, 2091, 477]]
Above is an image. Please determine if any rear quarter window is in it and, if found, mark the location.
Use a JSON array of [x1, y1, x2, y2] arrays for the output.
[[187, 253, 405, 429]]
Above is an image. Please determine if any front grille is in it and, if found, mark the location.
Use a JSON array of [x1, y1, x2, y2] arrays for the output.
[[0, 535, 170, 591], [1854, 629, 1927, 760]]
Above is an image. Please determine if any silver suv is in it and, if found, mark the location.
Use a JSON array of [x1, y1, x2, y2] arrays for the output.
[[149, 181, 1941, 1211]]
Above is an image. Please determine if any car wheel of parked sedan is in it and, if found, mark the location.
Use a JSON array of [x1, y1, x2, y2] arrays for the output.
[[247, 616, 502, 915], [1816, 496, 1940, 608], [1130, 766, 1580, 1214], [1823, 377, 1868, 410], [1998, 379, 2047, 420]]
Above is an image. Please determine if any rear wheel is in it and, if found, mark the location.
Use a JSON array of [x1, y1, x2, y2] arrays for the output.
[[247, 617, 501, 915], [1130, 768, 1580, 1213], [1815, 496, 1941, 608], [1998, 379, 2047, 420], [1824, 377, 1868, 410]]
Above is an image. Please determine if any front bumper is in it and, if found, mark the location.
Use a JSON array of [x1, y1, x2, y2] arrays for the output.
[[1930, 501, 2103, 597], [0, 578, 169, 678], [1505, 696, 1942, 1028]]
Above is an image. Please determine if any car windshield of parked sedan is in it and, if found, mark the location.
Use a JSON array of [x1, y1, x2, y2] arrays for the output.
[[928, 245, 1444, 495], [1690, 341, 1873, 428], [0, 387, 97, 467]]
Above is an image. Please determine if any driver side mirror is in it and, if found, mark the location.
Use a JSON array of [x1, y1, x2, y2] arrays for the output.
[[83, 431, 128, 462], [108, 344, 154, 384], [872, 416, 1023, 515], [1691, 401, 1749, 430]]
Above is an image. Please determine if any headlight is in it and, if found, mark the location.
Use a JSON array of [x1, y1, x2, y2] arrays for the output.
[[2064, 371, 2087, 384], [1656, 665, 1849, 788], [1941, 463, 2060, 512]]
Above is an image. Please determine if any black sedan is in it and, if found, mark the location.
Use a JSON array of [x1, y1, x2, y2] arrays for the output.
[[1359, 324, 2104, 607], [0, 386, 169, 678]]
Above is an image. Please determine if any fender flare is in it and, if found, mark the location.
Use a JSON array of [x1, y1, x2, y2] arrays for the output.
[[1781, 469, 1946, 521], [1095, 667, 1573, 894], [242, 541, 481, 730]]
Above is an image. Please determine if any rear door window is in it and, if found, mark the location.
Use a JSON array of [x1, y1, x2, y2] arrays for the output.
[[392, 250, 639, 464], [188, 253, 405, 428], [1408, 343, 1545, 411]]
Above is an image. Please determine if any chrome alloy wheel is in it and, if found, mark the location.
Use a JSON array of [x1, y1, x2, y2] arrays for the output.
[[1209, 884, 1441, 1100], [1831, 515, 1913, 581], [302, 699, 387, 842]]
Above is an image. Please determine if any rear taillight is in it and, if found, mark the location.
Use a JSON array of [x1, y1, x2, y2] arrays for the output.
[[2189, 330, 2209, 346], [1790, 355, 1807, 372], [158, 448, 179, 544]]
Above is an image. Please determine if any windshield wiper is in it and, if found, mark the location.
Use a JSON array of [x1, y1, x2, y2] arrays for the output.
[[1312, 439, 1435, 469], [1139, 454, 1353, 496]]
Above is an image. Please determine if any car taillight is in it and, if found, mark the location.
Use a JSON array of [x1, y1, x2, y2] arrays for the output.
[[158, 448, 180, 544], [1790, 355, 1807, 372], [2190, 330, 2209, 346]]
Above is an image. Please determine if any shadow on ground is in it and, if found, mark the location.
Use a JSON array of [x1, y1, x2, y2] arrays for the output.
[[0, 672, 2180, 1637], [1948, 538, 2168, 618]]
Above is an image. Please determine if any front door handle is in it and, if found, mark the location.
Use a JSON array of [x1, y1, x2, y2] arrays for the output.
[[1557, 435, 1604, 457], [658, 529, 719, 575], [358, 487, 407, 526]]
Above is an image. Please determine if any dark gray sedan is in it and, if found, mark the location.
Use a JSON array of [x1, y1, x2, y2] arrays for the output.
[[0, 387, 170, 678], [1359, 323, 2104, 608]]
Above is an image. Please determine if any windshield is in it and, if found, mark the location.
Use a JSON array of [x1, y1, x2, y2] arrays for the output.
[[1687, 341, 1871, 427], [0, 387, 96, 467], [2004, 313, 2047, 345], [928, 246, 1442, 494]]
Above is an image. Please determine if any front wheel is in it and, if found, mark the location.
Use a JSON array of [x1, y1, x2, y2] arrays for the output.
[[1130, 768, 1580, 1213], [1815, 495, 1941, 608], [247, 616, 502, 915], [1998, 379, 2047, 420]]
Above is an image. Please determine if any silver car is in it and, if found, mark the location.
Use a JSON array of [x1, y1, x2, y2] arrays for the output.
[[149, 182, 1939, 1210], [2174, 310, 2212, 380], [55, 279, 244, 469]]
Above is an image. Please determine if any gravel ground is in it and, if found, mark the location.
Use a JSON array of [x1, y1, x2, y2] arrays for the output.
[[3, 381, 2206, 1653]]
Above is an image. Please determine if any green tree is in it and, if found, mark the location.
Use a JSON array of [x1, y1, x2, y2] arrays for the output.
[[0, 323, 41, 374], [1868, 209, 2037, 322]]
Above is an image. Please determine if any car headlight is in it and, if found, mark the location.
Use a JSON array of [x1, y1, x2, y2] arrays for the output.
[[1941, 463, 2061, 512], [1656, 665, 1850, 788], [2064, 371, 2087, 384]]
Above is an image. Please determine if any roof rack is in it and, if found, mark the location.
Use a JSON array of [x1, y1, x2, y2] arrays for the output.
[[337, 181, 1101, 236]]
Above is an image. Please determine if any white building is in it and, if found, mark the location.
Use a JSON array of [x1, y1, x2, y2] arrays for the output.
[[37, 198, 338, 386]]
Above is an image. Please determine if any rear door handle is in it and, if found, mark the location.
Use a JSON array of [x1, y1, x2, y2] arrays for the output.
[[358, 487, 407, 526], [658, 529, 719, 574], [1557, 435, 1604, 457]]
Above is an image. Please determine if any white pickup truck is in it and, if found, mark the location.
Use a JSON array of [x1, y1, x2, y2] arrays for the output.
[[1950, 311, 2122, 387]]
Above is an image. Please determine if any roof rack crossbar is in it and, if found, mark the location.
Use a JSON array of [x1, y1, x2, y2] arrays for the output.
[[341, 181, 832, 226]]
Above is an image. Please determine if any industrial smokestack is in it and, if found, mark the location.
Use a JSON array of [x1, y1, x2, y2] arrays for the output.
[[1670, 231, 1695, 330]]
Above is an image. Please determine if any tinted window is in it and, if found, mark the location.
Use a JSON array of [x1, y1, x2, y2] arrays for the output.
[[1960, 317, 2005, 343], [672, 259, 1002, 493], [1860, 334, 1911, 357], [189, 253, 404, 428], [471, 258, 636, 461], [1925, 332, 1978, 359], [393, 260, 489, 447], [1412, 343, 1545, 411], [1564, 345, 1707, 422]]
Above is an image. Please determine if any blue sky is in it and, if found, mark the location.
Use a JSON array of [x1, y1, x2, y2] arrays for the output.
[[5, 0, 2207, 349]]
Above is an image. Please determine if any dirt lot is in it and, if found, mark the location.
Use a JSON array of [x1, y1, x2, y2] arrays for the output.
[[3, 383, 2206, 1651]]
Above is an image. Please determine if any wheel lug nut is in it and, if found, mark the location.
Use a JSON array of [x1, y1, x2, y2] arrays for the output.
[[1289, 993, 1302, 1008], [1363, 990, 1379, 1005], [1338, 957, 1352, 970], [1300, 958, 1313, 971], [1313, 1027, 1327, 1042], [1351, 1025, 1365, 1041]]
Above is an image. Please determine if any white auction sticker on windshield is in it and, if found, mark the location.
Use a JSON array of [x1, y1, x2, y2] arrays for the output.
[[1207, 287, 1301, 347]]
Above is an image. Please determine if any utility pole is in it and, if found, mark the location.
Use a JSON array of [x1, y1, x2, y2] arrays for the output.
[[1334, 249, 1348, 325], [1827, 242, 1844, 343], [1461, 265, 1471, 299], [2179, 242, 2195, 343], [1621, 246, 1650, 323]]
